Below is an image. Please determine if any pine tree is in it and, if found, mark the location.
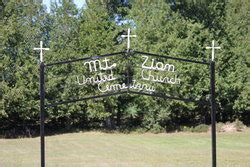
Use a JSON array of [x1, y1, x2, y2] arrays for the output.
[[115, 0, 212, 130], [77, 1, 124, 129], [217, 0, 250, 123], [1, 0, 47, 135]]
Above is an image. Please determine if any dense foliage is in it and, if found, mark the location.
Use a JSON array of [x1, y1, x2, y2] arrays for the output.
[[0, 0, 249, 136]]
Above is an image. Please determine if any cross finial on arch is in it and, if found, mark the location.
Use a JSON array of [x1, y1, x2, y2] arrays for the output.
[[206, 40, 221, 61], [121, 28, 137, 52], [34, 41, 50, 63]]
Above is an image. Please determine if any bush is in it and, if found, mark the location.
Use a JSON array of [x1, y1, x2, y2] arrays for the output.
[[216, 122, 225, 132], [190, 124, 209, 133], [135, 128, 147, 133], [149, 123, 165, 134], [235, 119, 245, 131], [180, 126, 191, 132]]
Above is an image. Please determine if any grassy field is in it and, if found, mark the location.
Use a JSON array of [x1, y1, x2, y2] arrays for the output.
[[0, 130, 250, 167]]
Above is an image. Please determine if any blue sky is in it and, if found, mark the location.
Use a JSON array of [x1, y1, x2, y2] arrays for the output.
[[43, 0, 85, 12]]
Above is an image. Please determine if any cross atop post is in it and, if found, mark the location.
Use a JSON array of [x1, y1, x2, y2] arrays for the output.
[[34, 41, 50, 63], [121, 28, 137, 52], [206, 40, 221, 61]]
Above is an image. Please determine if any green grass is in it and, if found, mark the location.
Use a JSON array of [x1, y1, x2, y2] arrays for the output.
[[0, 130, 250, 167]]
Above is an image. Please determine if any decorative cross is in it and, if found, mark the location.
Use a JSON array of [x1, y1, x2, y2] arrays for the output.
[[206, 40, 221, 61], [121, 28, 137, 51], [34, 41, 50, 63]]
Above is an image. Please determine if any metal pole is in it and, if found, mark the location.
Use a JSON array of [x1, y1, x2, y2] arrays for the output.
[[210, 61, 216, 167], [40, 62, 45, 167]]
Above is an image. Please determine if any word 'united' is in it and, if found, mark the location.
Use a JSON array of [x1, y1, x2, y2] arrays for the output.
[[76, 72, 155, 93]]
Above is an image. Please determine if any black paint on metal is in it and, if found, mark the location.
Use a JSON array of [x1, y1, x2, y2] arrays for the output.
[[129, 91, 205, 104], [45, 91, 128, 108], [46, 90, 209, 108], [46, 51, 126, 67], [46, 50, 209, 67], [40, 49, 216, 167], [40, 62, 45, 167], [134, 51, 210, 65], [210, 61, 217, 167]]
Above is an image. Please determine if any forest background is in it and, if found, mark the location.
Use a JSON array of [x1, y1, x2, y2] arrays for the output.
[[0, 0, 249, 136]]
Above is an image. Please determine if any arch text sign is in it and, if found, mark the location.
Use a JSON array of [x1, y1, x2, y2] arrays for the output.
[[35, 39, 220, 167]]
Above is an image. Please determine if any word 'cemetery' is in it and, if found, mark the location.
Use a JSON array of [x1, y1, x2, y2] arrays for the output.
[[76, 56, 181, 93]]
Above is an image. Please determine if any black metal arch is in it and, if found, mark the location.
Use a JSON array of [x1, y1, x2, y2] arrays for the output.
[[45, 50, 210, 67], [39, 50, 216, 167], [134, 51, 209, 65], [46, 51, 126, 67], [44, 50, 210, 108]]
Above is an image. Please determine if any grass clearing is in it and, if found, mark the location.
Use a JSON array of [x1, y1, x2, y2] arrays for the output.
[[0, 130, 250, 167]]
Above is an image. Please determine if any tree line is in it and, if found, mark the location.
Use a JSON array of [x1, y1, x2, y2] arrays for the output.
[[0, 0, 249, 136]]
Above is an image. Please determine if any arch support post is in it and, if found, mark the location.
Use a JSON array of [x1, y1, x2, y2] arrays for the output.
[[210, 61, 216, 167], [40, 62, 45, 167]]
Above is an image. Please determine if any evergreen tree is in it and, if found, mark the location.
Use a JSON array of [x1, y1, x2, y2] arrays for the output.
[[0, 0, 249, 135], [44, 0, 84, 130], [77, 1, 125, 129], [1, 0, 47, 135], [217, 0, 250, 123]]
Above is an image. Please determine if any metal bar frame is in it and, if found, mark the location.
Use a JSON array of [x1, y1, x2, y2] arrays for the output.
[[46, 91, 128, 108], [46, 51, 126, 67], [40, 62, 45, 167], [210, 61, 216, 167], [134, 51, 209, 65], [40, 50, 216, 167]]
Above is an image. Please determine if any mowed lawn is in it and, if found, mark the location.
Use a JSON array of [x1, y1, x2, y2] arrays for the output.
[[0, 131, 250, 167]]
